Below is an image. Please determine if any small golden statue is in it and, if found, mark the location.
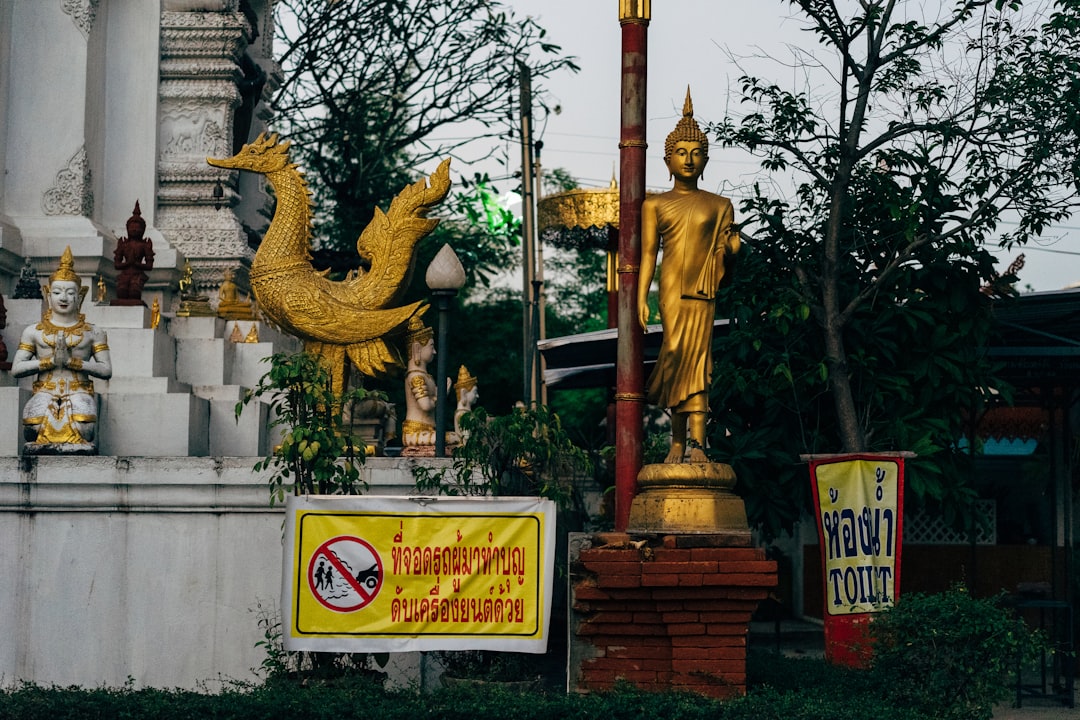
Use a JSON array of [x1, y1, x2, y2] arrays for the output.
[[11, 247, 113, 454], [217, 267, 256, 320], [244, 324, 259, 343], [175, 260, 215, 317], [150, 298, 161, 329], [96, 275, 107, 304], [637, 87, 740, 464]]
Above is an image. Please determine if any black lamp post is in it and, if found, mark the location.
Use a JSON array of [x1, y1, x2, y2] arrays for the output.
[[425, 244, 466, 457]]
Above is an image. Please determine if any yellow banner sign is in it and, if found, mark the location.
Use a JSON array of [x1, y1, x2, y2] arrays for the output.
[[282, 495, 556, 653], [810, 457, 904, 617]]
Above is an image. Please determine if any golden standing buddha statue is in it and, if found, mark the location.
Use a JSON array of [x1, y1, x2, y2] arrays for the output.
[[637, 88, 740, 464]]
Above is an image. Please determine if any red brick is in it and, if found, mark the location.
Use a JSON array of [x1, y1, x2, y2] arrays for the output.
[[590, 612, 635, 624], [706, 622, 751, 636], [677, 574, 704, 587], [683, 599, 761, 612], [670, 649, 746, 664], [582, 668, 616, 683], [632, 611, 665, 624], [688, 547, 764, 561], [572, 585, 611, 601], [596, 635, 646, 646], [607, 645, 671, 659], [671, 635, 743, 647], [654, 588, 767, 601], [603, 588, 653, 600], [661, 611, 699, 623], [699, 611, 755, 623], [594, 623, 668, 636], [597, 575, 641, 589], [614, 670, 657, 683], [651, 549, 692, 562], [640, 573, 679, 587], [583, 561, 644, 576], [642, 561, 717, 574], [667, 622, 707, 636], [579, 548, 642, 563], [644, 637, 673, 646], [701, 573, 777, 587], [671, 647, 710, 660], [641, 658, 673, 671], [653, 600, 685, 611], [718, 560, 778, 574]]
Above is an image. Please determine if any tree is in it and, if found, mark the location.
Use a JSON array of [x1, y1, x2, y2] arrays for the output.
[[708, 0, 1080, 534], [273, 0, 578, 254]]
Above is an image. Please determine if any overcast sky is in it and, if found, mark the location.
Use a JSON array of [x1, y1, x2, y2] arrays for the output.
[[479, 0, 1080, 292]]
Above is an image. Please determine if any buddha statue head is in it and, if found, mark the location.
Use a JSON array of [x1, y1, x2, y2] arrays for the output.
[[664, 87, 709, 182], [45, 246, 88, 319]]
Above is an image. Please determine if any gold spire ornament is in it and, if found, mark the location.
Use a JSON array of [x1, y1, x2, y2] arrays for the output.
[[405, 314, 434, 348], [664, 87, 709, 160], [208, 133, 451, 395], [456, 364, 477, 391]]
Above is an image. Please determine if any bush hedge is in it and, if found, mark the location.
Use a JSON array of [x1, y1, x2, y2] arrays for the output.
[[0, 656, 938, 720], [0, 589, 1032, 720]]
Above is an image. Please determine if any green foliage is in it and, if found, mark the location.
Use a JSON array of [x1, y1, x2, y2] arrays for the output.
[[236, 351, 371, 503], [273, 0, 578, 257], [703, 0, 1080, 536], [432, 650, 540, 683], [0, 665, 940, 720], [869, 587, 1044, 720], [414, 404, 590, 511]]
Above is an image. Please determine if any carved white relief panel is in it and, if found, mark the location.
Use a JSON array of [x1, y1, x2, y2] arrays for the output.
[[160, 110, 228, 163], [61, 0, 99, 39], [42, 147, 93, 217]]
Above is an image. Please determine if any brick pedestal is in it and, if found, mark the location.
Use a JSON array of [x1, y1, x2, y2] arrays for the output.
[[569, 533, 777, 699]]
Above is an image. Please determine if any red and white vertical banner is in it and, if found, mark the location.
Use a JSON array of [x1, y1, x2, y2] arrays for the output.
[[809, 454, 904, 667]]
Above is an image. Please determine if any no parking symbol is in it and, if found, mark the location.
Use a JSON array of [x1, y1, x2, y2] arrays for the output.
[[307, 535, 383, 613]]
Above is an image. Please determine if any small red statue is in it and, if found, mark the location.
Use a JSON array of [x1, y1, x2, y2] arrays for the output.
[[112, 200, 154, 305]]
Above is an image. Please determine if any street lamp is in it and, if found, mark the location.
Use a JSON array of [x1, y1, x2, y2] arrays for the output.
[[425, 244, 466, 457]]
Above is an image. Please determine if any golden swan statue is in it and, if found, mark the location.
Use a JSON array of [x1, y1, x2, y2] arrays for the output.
[[208, 133, 451, 394]]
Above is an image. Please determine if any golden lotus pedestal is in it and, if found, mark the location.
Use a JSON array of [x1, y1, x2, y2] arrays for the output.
[[627, 462, 749, 533]]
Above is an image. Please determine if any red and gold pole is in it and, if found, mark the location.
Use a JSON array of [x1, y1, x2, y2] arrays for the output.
[[614, 0, 649, 531]]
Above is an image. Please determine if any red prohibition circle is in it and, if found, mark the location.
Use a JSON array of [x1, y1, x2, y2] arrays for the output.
[[307, 535, 384, 612]]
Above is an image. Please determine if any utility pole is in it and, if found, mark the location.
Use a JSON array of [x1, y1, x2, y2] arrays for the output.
[[518, 62, 538, 406], [534, 140, 547, 406]]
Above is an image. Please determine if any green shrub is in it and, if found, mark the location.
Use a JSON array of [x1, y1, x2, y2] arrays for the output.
[[868, 586, 1042, 720]]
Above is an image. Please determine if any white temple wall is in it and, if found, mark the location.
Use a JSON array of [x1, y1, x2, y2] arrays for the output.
[[100, 2, 162, 232], [0, 0, 21, 271], [0, 457, 435, 690]]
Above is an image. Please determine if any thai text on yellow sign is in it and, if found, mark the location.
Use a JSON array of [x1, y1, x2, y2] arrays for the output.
[[811, 457, 903, 616], [282, 495, 556, 653]]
